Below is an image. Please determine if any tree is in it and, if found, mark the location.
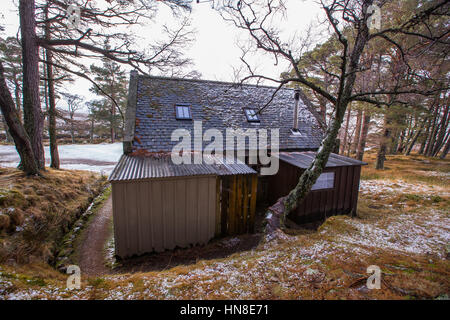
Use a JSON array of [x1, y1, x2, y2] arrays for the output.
[[0, 62, 40, 174], [1, 0, 194, 174], [61, 92, 83, 144], [20, 0, 46, 170], [89, 57, 128, 143], [0, 37, 23, 121], [357, 109, 372, 161], [221, 0, 449, 225]]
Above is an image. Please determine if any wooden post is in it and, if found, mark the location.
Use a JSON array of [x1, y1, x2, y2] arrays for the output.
[[242, 175, 248, 233], [249, 175, 258, 233], [215, 177, 221, 237], [221, 177, 229, 236]]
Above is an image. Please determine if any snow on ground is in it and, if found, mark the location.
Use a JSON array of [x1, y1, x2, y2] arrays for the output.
[[0, 143, 122, 174], [325, 210, 450, 259], [359, 179, 450, 198], [1, 176, 449, 300]]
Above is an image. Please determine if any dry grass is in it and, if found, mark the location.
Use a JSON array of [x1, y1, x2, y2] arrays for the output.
[[0, 153, 449, 300], [361, 151, 450, 187], [0, 167, 107, 264]]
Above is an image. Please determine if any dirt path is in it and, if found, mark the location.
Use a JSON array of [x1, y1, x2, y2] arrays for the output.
[[78, 196, 113, 277]]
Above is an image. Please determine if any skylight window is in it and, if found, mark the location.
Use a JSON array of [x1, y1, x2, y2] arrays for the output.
[[175, 104, 192, 120], [244, 109, 260, 123]]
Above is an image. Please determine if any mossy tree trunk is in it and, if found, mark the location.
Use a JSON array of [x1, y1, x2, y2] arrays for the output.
[[44, 2, 60, 169], [0, 62, 40, 175], [19, 0, 45, 170], [284, 16, 370, 216], [356, 111, 371, 161]]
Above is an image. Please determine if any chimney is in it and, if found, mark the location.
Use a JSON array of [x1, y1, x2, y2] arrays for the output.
[[293, 89, 301, 131]]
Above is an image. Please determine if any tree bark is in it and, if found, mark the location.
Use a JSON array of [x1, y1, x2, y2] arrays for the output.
[[1, 115, 12, 142], [19, 0, 45, 169], [440, 135, 450, 159], [405, 124, 424, 156], [0, 62, 40, 175], [419, 117, 431, 154], [44, 2, 60, 169], [425, 105, 440, 157], [432, 105, 449, 157], [340, 107, 351, 154], [284, 10, 370, 216], [356, 111, 371, 161], [351, 108, 362, 155], [376, 116, 392, 170]]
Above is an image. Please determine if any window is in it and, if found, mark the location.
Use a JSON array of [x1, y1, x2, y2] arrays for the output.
[[175, 104, 192, 120], [311, 172, 335, 191], [244, 109, 260, 122], [291, 128, 303, 136]]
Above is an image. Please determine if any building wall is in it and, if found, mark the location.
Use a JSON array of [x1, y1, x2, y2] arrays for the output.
[[268, 161, 362, 224], [112, 176, 217, 258]]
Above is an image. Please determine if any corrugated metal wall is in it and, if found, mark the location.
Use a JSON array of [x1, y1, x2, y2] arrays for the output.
[[268, 161, 362, 224], [112, 176, 216, 258]]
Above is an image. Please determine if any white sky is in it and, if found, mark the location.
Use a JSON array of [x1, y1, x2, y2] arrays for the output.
[[1, 0, 324, 111]]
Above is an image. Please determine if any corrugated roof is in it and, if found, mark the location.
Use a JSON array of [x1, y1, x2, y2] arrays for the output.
[[109, 154, 257, 181], [278, 151, 368, 169]]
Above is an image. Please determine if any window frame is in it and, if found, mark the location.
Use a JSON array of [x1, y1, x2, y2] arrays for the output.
[[311, 171, 335, 191], [175, 104, 192, 120], [244, 108, 260, 123]]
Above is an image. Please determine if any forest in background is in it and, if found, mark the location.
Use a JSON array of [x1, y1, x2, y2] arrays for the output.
[[0, 0, 448, 210]]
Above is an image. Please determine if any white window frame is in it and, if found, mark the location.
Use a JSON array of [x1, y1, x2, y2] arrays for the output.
[[311, 172, 335, 191], [244, 109, 260, 122], [175, 104, 192, 120]]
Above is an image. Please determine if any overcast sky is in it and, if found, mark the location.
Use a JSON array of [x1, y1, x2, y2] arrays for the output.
[[1, 0, 324, 111]]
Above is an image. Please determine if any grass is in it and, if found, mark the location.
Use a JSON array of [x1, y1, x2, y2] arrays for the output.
[[0, 167, 107, 264], [0, 153, 449, 300], [361, 152, 450, 187]]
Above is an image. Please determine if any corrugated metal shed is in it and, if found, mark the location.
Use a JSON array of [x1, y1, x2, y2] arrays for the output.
[[277, 152, 367, 169], [109, 154, 256, 182]]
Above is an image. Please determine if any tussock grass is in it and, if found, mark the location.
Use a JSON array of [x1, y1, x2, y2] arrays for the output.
[[361, 152, 450, 187], [0, 167, 107, 264]]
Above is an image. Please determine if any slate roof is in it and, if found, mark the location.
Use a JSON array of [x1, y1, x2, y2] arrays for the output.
[[127, 73, 323, 154], [278, 152, 368, 169], [109, 154, 257, 181]]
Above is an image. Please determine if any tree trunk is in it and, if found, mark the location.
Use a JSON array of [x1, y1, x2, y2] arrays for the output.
[[432, 105, 449, 157], [356, 111, 371, 161], [419, 117, 431, 155], [340, 107, 351, 154], [351, 108, 362, 155], [0, 62, 40, 175], [1, 115, 12, 142], [425, 105, 440, 157], [90, 118, 94, 143], [440, 135, 450, 159], [19, 0, 45, 169], [44, 3, 60, 169], [283, 14, 370, 216], [70, 116, 75, 144], [405, 125, 424, 156], [13, 79, 22, 120], [376, 116, 391, 170]]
